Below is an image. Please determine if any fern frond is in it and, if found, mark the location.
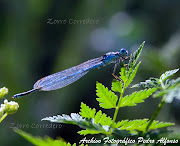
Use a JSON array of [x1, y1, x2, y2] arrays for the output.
[[120, 88, 157, 107], [148, 121, 175, 131], [128, 41, 145, 70], [126, 62, 141, 88], [42, 112, 111, 136], [42, 113, 85, 125], [111, 79, 123, 93], [78, 129, 103, 135], [113, 119, 174, 133], [113, 120, 129, 128], [131, 78, 161, 88], [79, 102, 96, 119], [14, 128, 75, 146], [94, 110, 113, 126], [154, 77, 180, 103], [120, 67, 127, 83], [80, 103, 113, 126], [160, 68, 179, 82], [96, 82, 118, 109]]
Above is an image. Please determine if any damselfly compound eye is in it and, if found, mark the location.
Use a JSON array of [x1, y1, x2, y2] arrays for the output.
[[120, 48, 128, 56]]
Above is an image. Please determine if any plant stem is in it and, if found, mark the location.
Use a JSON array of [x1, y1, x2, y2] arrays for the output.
[[145, 97, 166, 133], [145, 80, 167, 133], [112, 107, 119, 125], [112, 86, 125, 125], [0, 112, 8, 123]]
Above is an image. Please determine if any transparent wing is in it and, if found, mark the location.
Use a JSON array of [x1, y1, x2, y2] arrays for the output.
[[40, 70, 88, 91], [33, 56, 103, 91]]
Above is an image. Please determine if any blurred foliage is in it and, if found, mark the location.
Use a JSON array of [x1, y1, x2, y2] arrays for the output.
[[14, 128, 87, 146], [0, 0, 180, 145]]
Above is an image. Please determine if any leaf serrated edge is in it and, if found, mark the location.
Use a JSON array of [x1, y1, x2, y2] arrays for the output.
[[126, 62, 141, 88], [160, 68, 179, 82], [111, 79, 123, 93], [114, 119, 174, 133], [120, 88, 157, 107], [128, 41, 145, 70], [96, 82, 118, 109], [79, 102, 96, 119]]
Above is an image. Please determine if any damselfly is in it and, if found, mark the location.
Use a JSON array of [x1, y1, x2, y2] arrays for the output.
[[12, 48, 128, 99]]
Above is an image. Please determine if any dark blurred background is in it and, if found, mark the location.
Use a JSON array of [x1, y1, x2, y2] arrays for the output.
[[0, 0, 180, 145]]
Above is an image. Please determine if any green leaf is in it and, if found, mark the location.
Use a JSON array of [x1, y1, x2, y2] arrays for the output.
[[14, 128, 73, 146], [100, 114, 112, 126], [128, 41, 145, 70], [120, 88, 157, 107], [168, 77, 180, 86], [124, 42, 144, 88], [120, 67, 127, 83], [126, 62, 141, 88], [78, 129, 102, 135], [42, 113, 109, 135], [93, 110, 113, 126], [111, 79, 123, 93], [96, 82, 118, 109], [164, 86, 180, 103], [118, 119, 149, 131], [97, 112, 112, 126], [113, 119, 174, 133], [42, 113, 91, 129], [148, 121, 175, 131], [113, 42, 144, 89], [153, 90, 167, 98], [79, 102, 96, 119], [154, 77, 180, 103], [131, 78, 161, 88], [113, 120, 129, 128], [160, 68, 179, 82], [94, 110, 102, 124]]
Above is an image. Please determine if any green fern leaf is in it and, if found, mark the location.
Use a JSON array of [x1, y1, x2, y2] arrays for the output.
[[120, 67, 127, 82], [128, 41, 145, 70], [160, 68, 179, 82], [123, 42, 144, 87], [111, 79, 123, 93], [99, 113, 106, 125], [79, 102, 96, 119], [120, 88, 157, 107], [126, 62, 141, 88], [78, 129, 103, 135], [165, 86, 180, 103], [113, 119, 174, 134], [42, 113, 85, 126], [113, 120, 129, 128], [131, 78, 161, 88], [154, 77, 180, 103], [96, 82, 118, 109], [148, 121, 175, 131], [42, 113, 111, 135], [153, 90, 167, 98], [94, 110, 113, 126], [14, 128, 74, 146], [94, 110, 102, 124], [167, 77, 180, 86], [119, 119, 149, 131], [99, 114, 112, 126]]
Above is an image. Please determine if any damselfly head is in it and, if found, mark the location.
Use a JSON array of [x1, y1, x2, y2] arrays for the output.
[[120, 48, 128, 56]]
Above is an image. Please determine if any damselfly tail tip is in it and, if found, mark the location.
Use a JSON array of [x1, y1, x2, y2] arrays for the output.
[[12, 95, 18, 99]]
